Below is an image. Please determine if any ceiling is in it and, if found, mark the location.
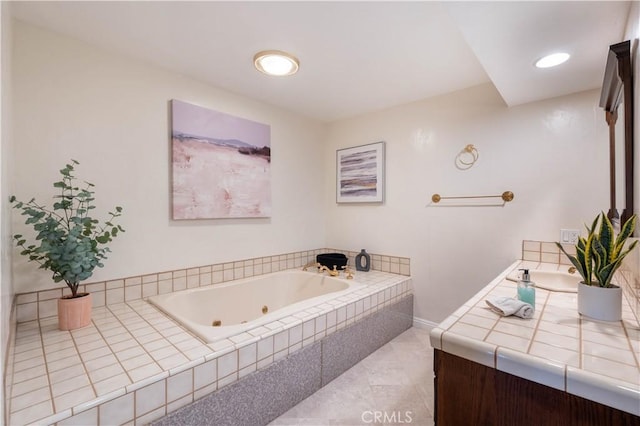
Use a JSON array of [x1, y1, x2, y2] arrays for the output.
[[10, 1, 632, 123]]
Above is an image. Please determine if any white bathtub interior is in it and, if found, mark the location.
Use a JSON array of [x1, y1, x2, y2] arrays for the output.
[[148, 270, 364, 343]]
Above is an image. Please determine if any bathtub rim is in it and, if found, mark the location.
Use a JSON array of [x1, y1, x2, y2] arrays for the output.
[[146, 269, 366, 344]]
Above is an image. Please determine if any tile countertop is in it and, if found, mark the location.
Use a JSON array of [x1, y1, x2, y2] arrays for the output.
[[429, 260, 640, 416], [7, 270, 411, 426]]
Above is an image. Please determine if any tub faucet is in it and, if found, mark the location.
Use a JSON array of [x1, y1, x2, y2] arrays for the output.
[[319, 265, 341, 277], [343, 267, 354, 279], [303, 261, 320, 271]]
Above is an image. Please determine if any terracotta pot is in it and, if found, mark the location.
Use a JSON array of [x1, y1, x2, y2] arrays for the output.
[[577, 282, 622, 322], [58, 293, 92, 331]]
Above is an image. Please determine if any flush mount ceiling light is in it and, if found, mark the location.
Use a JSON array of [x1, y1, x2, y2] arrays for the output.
[[535, 52, 570, 68], [253, 50, 299, 76]]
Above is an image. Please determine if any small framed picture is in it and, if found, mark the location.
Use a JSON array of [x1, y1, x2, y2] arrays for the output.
[[336, 141, 385, 203]]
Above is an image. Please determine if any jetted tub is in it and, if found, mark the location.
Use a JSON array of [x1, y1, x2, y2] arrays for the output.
[[148, 270, 363, 343]]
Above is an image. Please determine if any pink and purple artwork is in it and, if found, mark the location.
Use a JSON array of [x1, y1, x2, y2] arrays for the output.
[[336, 141, 385, 203], [171, 100, 271, 219]]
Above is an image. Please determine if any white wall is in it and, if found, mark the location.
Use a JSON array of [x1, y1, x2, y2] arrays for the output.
[[11, 21, 327, 293], [0, 2, 13, 423], [325, 83, 608, 323], [9, 16, 622, 326]]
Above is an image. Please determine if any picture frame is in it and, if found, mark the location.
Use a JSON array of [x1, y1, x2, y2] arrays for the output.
[[171, 99, 271, 219], [336, 141, 385, 203]]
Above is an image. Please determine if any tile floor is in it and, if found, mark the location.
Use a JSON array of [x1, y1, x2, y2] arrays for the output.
[[269, 327, 434, 426]]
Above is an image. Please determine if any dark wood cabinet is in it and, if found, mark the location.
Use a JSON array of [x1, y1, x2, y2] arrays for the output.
[[434, 349, 640, 425]]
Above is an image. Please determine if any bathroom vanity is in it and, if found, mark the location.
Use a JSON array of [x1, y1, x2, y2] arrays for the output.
[[430, 260, 640, 425]]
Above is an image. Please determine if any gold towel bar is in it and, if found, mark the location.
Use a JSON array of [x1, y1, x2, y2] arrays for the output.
[[431, 191, 514, 204]]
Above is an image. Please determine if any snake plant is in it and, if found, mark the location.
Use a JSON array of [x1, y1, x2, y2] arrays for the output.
[[557, 212, 637, 288]]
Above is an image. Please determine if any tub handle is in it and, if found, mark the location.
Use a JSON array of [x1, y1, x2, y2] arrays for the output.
[[344, 267, 354, 279], [262, 305, 269, 314]]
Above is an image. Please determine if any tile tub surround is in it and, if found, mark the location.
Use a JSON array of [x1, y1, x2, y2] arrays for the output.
[[13, 248, 410, 324], [153, 296, 413, 426], [5, 270, 411, 425], [430, 259, 640, 416]]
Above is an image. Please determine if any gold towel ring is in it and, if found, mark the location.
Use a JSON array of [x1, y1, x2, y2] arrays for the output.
[[455, 144, 479, 170]]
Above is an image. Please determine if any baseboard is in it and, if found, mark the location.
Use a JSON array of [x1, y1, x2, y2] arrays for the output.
[[412, 316, 438, 331]]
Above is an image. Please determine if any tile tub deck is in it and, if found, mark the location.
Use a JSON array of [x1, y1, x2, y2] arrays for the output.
[[7, 270, 412, 425], [430, 260, 640, 416]]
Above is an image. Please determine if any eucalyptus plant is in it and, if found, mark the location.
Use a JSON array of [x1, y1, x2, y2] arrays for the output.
[[557, 212, 637, 288], [10, 160, 124, 298]]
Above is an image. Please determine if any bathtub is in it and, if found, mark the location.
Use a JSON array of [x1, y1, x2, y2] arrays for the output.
[[148, 270, 364, 343]]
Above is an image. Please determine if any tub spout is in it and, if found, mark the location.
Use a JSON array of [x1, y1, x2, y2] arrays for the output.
[[319, 265, 341, 277]]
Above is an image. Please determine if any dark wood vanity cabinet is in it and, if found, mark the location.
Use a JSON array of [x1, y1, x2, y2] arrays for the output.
[[433, 349, 639, 425]]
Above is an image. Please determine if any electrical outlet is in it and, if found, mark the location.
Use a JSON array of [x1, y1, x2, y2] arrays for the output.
[[560, 229, 580, 244]]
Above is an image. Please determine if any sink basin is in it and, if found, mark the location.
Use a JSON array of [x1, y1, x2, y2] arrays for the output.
[[506, 269, 581, 292]]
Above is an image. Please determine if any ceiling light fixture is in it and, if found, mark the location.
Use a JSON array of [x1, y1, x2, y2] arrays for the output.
[[535, 52, 570, 68], [253, 50, 299, 76]]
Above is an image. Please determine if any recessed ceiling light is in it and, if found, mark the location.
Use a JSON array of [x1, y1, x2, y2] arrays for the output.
[[253, 50, 299, 76], [535, 52, 570, 68]]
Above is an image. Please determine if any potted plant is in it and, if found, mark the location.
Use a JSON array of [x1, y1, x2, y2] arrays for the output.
[[556, 212, 637, 321], [10, 160, 124, 330]]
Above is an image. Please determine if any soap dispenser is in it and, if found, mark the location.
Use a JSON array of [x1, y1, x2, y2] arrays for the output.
[[516, 269, 535, 308]]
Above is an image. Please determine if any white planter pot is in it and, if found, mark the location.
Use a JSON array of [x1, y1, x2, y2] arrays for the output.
[[577, 282, 622, 322]]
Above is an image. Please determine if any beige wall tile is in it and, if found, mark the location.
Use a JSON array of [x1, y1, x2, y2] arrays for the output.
[[217, 351, 238, 378], [106, 280, 124, 290], [166, 394, 193, 415], [57, 407, 97, 425], [17, 303, 37, 322], [124, 285, 141, 301], [38, 299, 57, 319], [98, 392, 134, 425], [238, 343, 257, 369], [136, 379, 166, 415], [135, 406, 166, 425], [106, 288, 124, 305], [194, 359, 217, 390]]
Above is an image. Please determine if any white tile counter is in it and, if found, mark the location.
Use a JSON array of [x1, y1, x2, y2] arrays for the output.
[[429, 260, 640, 416]]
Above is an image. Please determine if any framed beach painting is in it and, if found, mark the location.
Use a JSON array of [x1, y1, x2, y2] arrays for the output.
[[171, 99, 271, 219], [336, 141, 385, 203]]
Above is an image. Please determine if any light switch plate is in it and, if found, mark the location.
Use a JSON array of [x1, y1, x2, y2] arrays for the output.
[[560, 229, 580, 244]]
